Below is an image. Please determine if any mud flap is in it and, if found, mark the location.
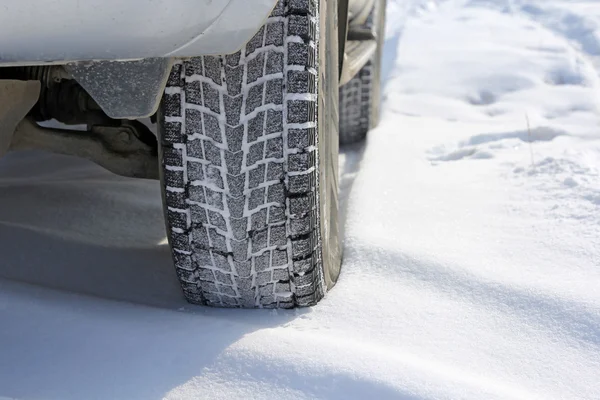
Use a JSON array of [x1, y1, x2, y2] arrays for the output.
[[0, 80, 40, 157]]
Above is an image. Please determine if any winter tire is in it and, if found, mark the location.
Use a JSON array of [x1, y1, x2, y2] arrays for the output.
[[339, 0, 386, 145], [158, 0, 341, 308]]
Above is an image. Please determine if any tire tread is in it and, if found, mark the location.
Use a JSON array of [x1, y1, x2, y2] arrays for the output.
[[160, 0, 325, 308], [339, 0, 384, 144]]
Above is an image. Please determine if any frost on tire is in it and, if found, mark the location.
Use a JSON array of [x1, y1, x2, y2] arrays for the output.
[[159, 0, 334, 308]]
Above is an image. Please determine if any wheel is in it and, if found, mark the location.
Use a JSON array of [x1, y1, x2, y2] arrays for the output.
[[158, 0, 341, 308], [339, 0, 386, 145]]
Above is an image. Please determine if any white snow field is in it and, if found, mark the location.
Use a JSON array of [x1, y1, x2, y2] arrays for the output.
[[1, 0, 600, 398]]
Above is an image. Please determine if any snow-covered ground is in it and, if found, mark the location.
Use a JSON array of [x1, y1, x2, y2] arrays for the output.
[[1, 0, 599, 398]]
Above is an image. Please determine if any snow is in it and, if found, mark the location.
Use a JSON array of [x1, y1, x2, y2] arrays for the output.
[[1, 0, 600, 398]]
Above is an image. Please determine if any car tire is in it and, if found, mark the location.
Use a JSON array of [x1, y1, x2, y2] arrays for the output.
[[157, 0, 341, 308], [339, 0, 386, 145]]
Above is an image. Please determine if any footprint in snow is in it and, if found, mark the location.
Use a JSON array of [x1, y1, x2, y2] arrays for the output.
[[513, 156, 600, 220], [428, 126, 566, 164]]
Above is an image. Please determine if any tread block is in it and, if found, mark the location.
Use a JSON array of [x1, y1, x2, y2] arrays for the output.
[[246, 26, 265, 57], [202, 82, 220, 114], [267, 183, 285, 204], [213, 252, 232, 271], [162, 121, 183, 144], [168, 209, 188, 230], [287, 100, 312, 124], [265, 79, 283, 105], [206, 165, 224, 189], [192, 227, 211, 248], [163, 93, 181, 117], [268, 206, 286, 223], [203, 114, 222, 143], [247, 53, 265, 84], [266, 22, 285, 46], [225, 125, 244, 152], [248, 111, 265, 143], [246, 83, 265, 115], [205, 187, 224, 210], [266, 109, 283, 134], [265, 137, 283, 159], [230, 217, 249, 240], [266, 51, 284, 75], [269, 225, 287, 246], [208, 228, 228, 253], [272, 248, 289, 266], [203, 56, 222, 86], [186, 138, 204, 158], [171, 231, 191, 252], [287, 70, 314, 93], [166, 189, 187, 209], [185, 80, 203, 106], [288, 174, 313, 194], [247, 142, 265, 167], [162, 146, 183, 167], [255, 252, 270, 272], [189, 204, 208, 225], [164, 169, 184, 187], [249, 164, 266, 189], [225, 65, 244, 96], [174, 252, 193, 270], [227, 173, 246, 197], [203, 140, 221, 166], [250, 208, 268, 231], [193, 248, 212, 267], [225, 94, 243, 125], [288, 15, 310, 38], [188, 185, 206, 204], [251, 229, 268, 253], [266, 162, 284, 181], [167, 62, 184, 86], [256, 271, 273, 287], [187, 161, 204, 181], [227, 196, 245, 218]]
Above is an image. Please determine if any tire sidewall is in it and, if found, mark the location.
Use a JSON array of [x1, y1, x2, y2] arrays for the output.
[[318, 0, 342, 290]]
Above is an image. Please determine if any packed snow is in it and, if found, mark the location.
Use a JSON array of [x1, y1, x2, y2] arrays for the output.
[[1, 0, 599, 398]]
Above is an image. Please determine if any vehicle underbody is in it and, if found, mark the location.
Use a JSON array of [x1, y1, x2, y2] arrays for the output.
[[0, 0, 378, 181]]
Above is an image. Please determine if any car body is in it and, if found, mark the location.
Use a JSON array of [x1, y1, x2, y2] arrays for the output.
[[0, 0, 277, 63], [0, 0, 375, 119]]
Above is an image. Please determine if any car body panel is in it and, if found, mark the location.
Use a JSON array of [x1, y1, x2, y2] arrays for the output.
[[0, 0, 376, 119], [0, 0, 277, 65]]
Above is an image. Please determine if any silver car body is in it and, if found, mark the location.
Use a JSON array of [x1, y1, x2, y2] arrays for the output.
[[0, 0, 371, 119], [0, 0, 278, 64]]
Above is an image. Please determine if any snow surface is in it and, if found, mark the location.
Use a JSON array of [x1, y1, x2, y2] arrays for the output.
[[1, 0, 600, 398]]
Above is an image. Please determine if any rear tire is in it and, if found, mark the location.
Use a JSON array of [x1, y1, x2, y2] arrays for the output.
[[339, 0, 386, 145], [158, 0, 341, 308]]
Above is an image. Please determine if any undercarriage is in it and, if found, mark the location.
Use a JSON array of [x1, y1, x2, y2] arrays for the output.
[[0, 70, 159, 180]]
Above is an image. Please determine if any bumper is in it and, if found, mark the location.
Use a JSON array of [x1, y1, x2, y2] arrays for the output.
[[0, 0, 277, 65]]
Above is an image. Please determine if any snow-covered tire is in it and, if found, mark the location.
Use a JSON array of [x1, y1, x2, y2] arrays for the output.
[[339, 0, 386, 145], [158, 0, 341, 308]]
